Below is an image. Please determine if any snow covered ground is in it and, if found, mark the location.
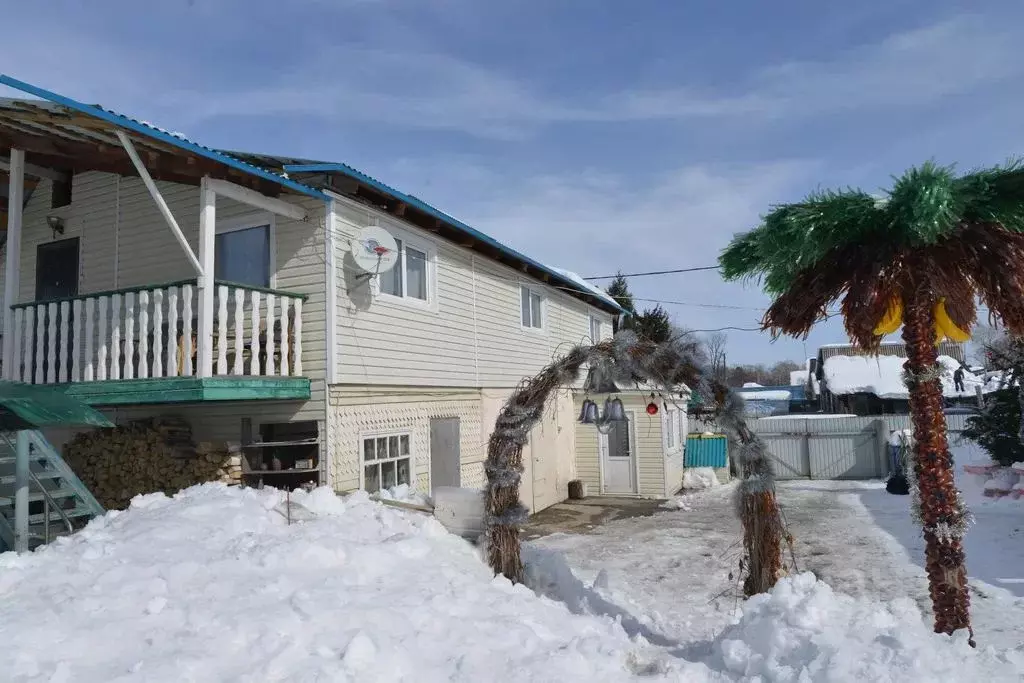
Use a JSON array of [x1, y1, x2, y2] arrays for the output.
[[1, 477, 1023, 681]]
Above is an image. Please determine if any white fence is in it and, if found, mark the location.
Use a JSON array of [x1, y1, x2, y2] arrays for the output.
[[4, 279, 305, 383], [748, 414, 972, 480]]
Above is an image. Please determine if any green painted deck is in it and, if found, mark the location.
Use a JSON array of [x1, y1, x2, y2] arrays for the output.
[[55, 377, 311, 406]]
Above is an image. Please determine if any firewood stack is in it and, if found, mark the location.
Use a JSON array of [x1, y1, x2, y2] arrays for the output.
[[64, 415, 243, 510]]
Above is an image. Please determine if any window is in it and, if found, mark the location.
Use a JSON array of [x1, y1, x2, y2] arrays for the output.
[[590, 316, 601, 343], [379, 238, 429, 302], [521, 285, 543, 329], [665, 409, 683, 452], [362, 433, 412, 493], [215, 223, 271, 288]]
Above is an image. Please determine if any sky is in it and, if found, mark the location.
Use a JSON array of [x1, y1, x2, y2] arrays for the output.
[[2, 0, 1023, 365]]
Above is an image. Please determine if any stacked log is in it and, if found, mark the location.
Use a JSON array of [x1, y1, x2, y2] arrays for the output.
[[64, 416, 242, 510]]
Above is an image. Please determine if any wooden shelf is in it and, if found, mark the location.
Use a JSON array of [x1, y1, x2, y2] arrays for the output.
[[242, 438, 319, 449], [245, 468, 319, 475]]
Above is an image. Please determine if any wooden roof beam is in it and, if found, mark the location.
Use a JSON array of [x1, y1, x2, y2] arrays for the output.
[[0, 155, 69, 183]]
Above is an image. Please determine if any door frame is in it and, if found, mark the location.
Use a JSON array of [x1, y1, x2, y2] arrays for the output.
[[597, 409, 639, 495]]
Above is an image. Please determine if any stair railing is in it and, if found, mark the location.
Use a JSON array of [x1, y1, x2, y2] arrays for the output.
[[28, 468, 74, 544]]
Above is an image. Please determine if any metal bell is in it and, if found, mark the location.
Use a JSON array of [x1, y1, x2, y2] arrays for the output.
[[579, 399, 599, 424], [607, 397, 626, 422]]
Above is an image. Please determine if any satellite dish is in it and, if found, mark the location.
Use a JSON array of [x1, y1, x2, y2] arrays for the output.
[[350, 225, 399, 276]]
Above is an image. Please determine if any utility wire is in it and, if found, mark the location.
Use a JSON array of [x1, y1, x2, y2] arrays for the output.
[[583, 266, 720, 280]]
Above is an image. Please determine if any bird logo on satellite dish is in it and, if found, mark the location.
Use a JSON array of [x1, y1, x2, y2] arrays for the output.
[[350, 225, 400, 278]]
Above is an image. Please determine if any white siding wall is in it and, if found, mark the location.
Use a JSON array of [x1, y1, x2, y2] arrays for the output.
[[573, 393, 668, 498], [331, 197, 614, 388], [2, 171, 328, 425]]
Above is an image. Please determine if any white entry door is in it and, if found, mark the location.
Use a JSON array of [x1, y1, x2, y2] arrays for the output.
[[600, 411, 637, 494]]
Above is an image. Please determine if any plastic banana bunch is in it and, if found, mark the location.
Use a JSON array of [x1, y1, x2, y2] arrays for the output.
[[872, 296, 970, 343]]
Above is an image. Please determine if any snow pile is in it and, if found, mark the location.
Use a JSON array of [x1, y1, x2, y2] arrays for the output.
[[547, 265, 621, 308], [824, 355, 985, 399], [0, 484, 670, 682], [375, 483, 429, 506], [712, 573, 1024, 681], [682, 467, 720, 491]]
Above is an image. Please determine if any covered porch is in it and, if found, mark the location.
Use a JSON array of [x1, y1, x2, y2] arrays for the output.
[[0, 79, 322, 404]]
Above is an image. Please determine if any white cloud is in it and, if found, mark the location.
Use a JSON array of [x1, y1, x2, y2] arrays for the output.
[[2, 10, 1020, 141]]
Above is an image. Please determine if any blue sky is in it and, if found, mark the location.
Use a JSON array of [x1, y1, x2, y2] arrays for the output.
[[4, 0, 1023, 365]]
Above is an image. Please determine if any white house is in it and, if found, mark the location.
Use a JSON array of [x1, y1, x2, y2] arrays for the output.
[[0, 76, 621, 537]]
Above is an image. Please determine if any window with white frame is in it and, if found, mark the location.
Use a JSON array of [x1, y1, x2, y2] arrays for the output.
[[379, 238, 429, 301], [664, 409, 683, 452], [590, 315, 601, 343], [215, 219, 272, 288], [521, 285, 543, 329], [362, 433, 412, 493]]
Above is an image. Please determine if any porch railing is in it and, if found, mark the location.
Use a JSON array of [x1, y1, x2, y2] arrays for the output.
[[6, 280, 306, 384]]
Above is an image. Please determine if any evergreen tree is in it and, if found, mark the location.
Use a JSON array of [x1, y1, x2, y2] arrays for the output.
[[606, 273, 635, 333], [963, 388, 1024, 466], [631, 305, 673, 344]]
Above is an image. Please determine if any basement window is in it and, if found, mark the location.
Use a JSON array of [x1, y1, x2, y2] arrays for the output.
[[362, 432, 412, 493]]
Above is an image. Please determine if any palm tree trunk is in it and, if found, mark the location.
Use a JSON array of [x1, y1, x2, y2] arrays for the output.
[[901, 297, 973, 641]]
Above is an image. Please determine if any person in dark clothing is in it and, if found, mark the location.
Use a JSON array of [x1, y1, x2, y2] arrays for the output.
[[954, 366, 966, 393]]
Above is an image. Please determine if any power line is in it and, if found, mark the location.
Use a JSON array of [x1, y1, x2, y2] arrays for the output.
[[632, 297, 765, 311], [583, 266, 720, 280]]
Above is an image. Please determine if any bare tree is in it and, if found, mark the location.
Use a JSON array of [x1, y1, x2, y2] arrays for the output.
[[704, 332, 728, 382]]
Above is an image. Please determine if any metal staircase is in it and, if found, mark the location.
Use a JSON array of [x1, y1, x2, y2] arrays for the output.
[[0, 430, 104, 552]]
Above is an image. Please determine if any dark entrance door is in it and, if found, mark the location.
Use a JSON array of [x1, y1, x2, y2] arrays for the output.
[[34, 238, 80, 381]]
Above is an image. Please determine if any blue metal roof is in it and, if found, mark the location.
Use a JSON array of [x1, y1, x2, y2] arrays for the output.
[[0, 75, 325, 199], [282, 163, 623, 313]]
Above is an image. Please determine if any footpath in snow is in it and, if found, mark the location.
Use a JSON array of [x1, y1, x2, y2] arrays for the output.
[[1, 483, 1022, 682]]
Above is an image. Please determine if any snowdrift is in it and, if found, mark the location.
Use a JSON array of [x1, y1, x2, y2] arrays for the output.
[[1, 484, 1021, 682]]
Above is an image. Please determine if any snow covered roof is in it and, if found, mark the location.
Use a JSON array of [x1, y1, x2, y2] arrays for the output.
[[545, 266, 620, 308], [739, 390, 792, 401], [823, 354, 987, 399]]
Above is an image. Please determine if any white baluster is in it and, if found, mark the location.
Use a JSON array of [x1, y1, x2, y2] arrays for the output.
[[152, 289, 164, 378], [279, 297, 290, 376], [11, 308, 23, 382], [123, 292, 136, 380], [97, 296, 108, 381], [265, 293, 276, 376], [84, 297, 95, 381], [216, 285, 228, 375], [232, 288, 244, 375], [182, 284, 194, 376], [249, 290, 261, 375], [292, 298, 303, 376], [137, 291, 149, 379], [33, 305, 44, 384], [110, 294, 122, 380], [58, 301, 70, 382], [71, 299, 82, 382], [22, 307, 33, 384], [167, 287, 179, 377], [46, 303, 57, 384]]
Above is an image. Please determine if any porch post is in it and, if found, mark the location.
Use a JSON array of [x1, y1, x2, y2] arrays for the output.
[[197, 177, 216, 377], [14, 430, 29, 552], [2, 149, 25, 380]]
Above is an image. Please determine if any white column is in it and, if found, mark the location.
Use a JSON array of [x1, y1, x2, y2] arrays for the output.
[[196, 177, 216, 377], [2, 149, 25, 379]]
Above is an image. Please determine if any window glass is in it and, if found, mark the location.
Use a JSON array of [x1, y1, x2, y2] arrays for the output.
[[379, 238, 404, 296], [215, 225, 270, 287], [406, 246, 427, 300]]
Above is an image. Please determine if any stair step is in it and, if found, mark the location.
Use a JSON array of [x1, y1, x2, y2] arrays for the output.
[[0, 470, 63, 485], [0, 488, 79, 507], [2, 506, 95, 526]]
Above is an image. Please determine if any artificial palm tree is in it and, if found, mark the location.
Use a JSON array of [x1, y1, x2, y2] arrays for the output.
[[720, 161, 1024, 642]]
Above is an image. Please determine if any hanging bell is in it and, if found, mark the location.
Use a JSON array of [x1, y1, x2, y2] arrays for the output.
[[607, 397, 627, 422], [583, 367, 621, 395], [579, 399, 599, 424]]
